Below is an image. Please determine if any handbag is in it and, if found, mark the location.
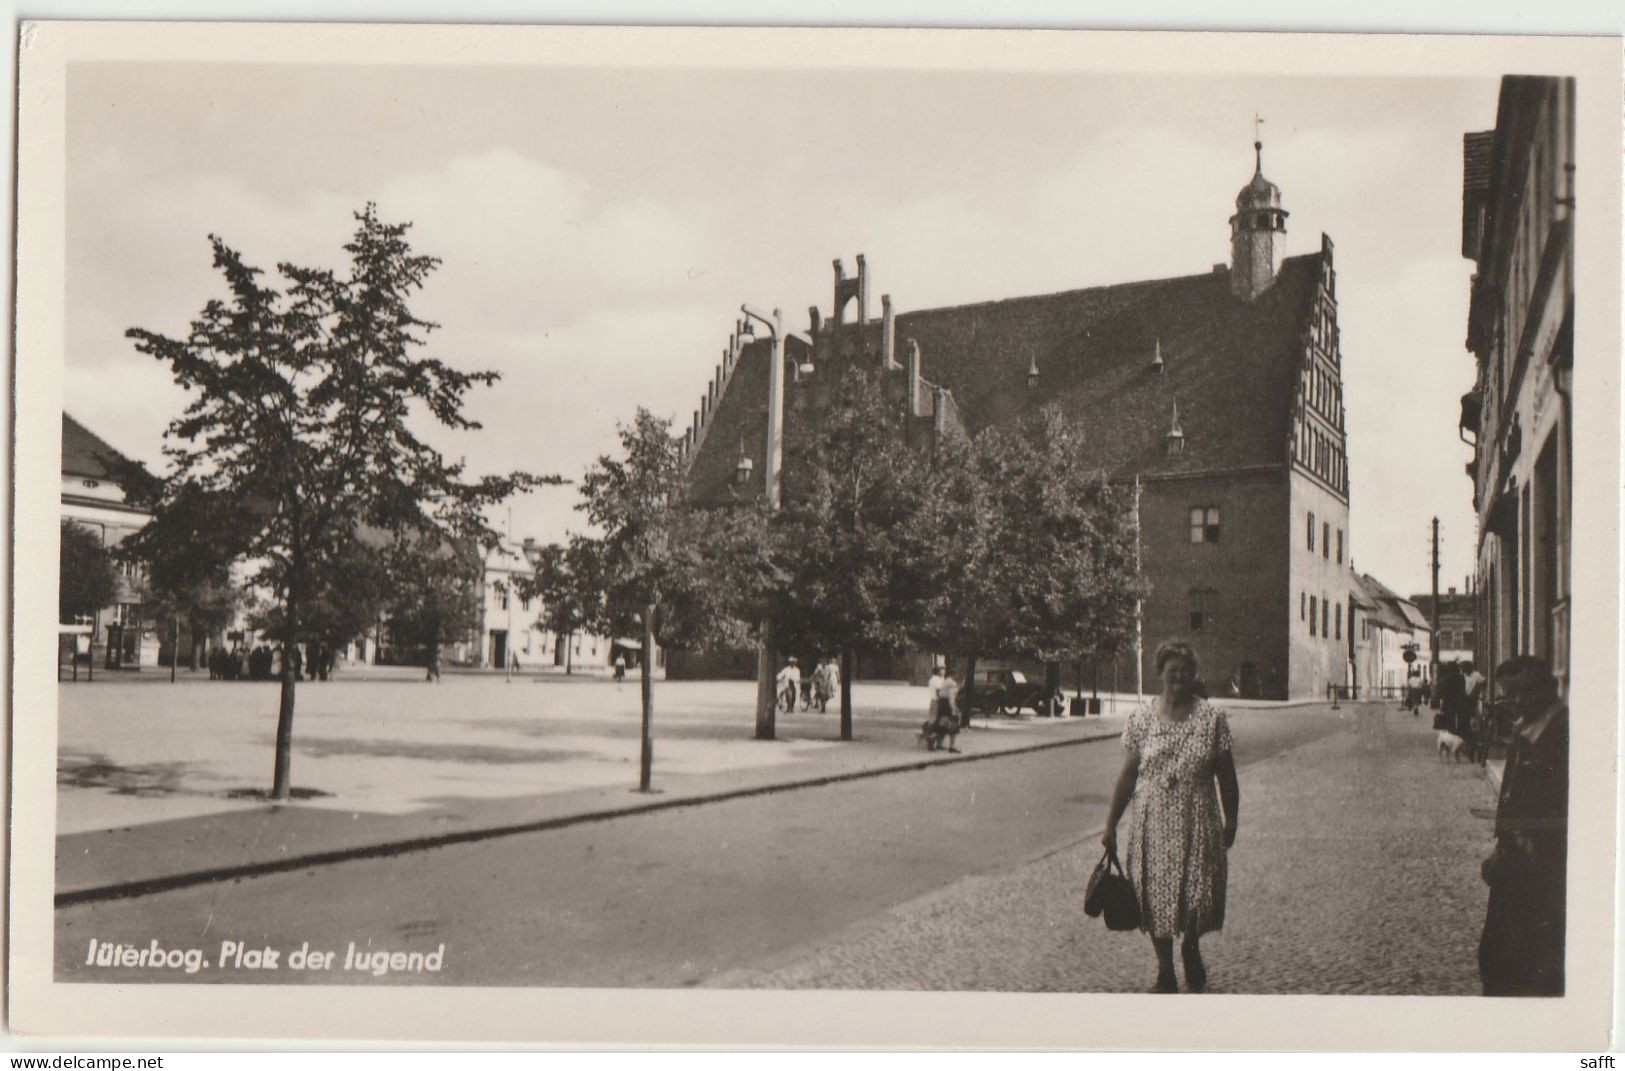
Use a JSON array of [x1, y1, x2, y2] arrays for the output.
[[1084, 847, 1142, 931]]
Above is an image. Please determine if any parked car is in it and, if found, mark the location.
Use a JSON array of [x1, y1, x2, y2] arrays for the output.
[[962, 668, 1063, 717]]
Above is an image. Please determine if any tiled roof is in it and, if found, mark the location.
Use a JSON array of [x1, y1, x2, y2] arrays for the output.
[[1462, 131, 1494, 193], [889, 254, 1322, 478], [686, 253, 1325, 499], [1353, 572, 1412, 632], [62, 413, 137, 481]]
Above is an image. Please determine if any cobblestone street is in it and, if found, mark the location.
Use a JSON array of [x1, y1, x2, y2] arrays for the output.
[[713, 703, 1496, 994]]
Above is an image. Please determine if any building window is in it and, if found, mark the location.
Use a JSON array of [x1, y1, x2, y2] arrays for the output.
[[1322, 597, 1329, 639], [1322, 522, 1330, 559], [1189, 506, 1221, 544], [1310, 595, 1317, 636], [1336, 529, 1344, 564], [1439, 629, 1453, 650], [520, 596, 532, 612], [1307, 512, 1316, 551], [1464, 629, 1476, 650], [1335, 603, 1342, 641], [1301, 592, 1307, 620], [495, 584, 509, 611], [1189, 587, 1215, 631]]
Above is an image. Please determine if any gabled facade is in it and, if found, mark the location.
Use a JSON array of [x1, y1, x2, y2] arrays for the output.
[[678, 143, 1353, 698]]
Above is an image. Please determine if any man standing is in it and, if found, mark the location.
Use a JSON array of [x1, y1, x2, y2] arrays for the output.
[[1478, 656, 1568, 997], [775, 656, 801, 714]]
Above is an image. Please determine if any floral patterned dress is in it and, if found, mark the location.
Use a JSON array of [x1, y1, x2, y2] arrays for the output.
[[1121, 698, 1233, 938]]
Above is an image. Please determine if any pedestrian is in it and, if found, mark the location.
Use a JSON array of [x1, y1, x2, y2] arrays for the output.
[[923, 663, 961, 752], [1478, 655, 1567, 997], [775, 656, 801, 713], [812, 657, 835, 713], [1435, 663, 1471, 757], [1463, 660, 1489, 764], [613, 653, 626, 685], [1102, 640, 1239, 993]]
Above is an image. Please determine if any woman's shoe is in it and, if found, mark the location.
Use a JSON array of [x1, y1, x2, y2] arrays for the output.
[[1148, 971, 1178, 994], [1181, 946, 1208, 993]]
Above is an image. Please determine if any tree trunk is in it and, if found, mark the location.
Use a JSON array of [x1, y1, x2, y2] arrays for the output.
[[271, 587, 299, 801], [170, 615, 179, 683], [639, 602, 656, 792], [1044, 661, 1062, 717], [839, 649, 854, 742], [964, 651, 979, 727], [754, 616, 776, 741]]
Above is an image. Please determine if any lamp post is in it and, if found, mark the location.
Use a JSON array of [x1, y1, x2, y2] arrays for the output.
[[739, 303, 814, 741]]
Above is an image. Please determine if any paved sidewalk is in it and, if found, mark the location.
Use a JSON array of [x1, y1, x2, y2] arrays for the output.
[[57, 675, 1133, 901], [708, 702, 1498, 994]]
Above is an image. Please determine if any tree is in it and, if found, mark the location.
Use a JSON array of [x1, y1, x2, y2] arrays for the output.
[[128, 204, 551, 799], [381, 528, 485, 680], [578, 409, 765, 790], [774, 367, 930, 739], [961, 407, 1144, 709], [116, 481, 247, 681], [60, 520, 118, 624], [516, 537, 605, 675]]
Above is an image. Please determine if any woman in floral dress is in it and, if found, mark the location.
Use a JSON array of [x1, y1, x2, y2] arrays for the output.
[[1103, 641, 1240, 992]]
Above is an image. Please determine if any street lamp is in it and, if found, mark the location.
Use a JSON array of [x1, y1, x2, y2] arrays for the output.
[[740, 303, 814, 741]]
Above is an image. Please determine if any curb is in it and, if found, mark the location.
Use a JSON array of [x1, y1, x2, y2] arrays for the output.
[[55, 725, 1122, 909]]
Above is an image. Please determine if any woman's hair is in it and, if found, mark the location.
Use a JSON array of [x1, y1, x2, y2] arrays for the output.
[[1154, 640, 1199, 676]]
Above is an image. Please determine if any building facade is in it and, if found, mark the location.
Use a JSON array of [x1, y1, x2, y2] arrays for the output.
[[1411, 586, 1477, 667], [1459, 76, 1574, 697], [678, 141, 1354, 698], [60, 414, 158, 669]]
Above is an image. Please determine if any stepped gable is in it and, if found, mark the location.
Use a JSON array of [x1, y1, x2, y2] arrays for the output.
[[891, 252, 1323, 479], [683, 336, 775, 503], [62, 413, 138, 481]]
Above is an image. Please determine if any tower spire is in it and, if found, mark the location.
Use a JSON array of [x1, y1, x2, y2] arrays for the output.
[[1229, 119, 1287, 301]]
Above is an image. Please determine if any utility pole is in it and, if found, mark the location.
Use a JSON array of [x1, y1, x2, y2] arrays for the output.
[[1430, 517, 1442, 685]]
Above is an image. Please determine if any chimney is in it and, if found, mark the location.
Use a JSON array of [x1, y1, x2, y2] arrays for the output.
[[906, 339, 925, 417], [881, 294, 898, 369]]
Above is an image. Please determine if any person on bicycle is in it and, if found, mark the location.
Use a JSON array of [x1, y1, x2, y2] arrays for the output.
[[775, 656, 802, 714]]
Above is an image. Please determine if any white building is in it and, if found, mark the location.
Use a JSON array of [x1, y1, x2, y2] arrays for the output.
[[60, 414, 158, 669]]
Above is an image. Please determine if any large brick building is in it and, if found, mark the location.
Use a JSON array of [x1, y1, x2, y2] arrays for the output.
[[677, 142, 1353, 698]]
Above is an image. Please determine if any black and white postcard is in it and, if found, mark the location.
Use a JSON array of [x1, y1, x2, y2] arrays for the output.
[[10, 21, 1622, 1050]]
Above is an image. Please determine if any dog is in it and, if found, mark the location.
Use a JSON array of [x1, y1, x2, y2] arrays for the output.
[[1437, 730, 1466, 762]]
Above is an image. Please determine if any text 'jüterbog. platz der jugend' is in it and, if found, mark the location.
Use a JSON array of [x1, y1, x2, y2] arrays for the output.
[[83, 938, 446, 977]]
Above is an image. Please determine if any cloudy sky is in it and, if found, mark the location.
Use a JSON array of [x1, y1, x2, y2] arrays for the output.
[[65, 62, 1496, 596]]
